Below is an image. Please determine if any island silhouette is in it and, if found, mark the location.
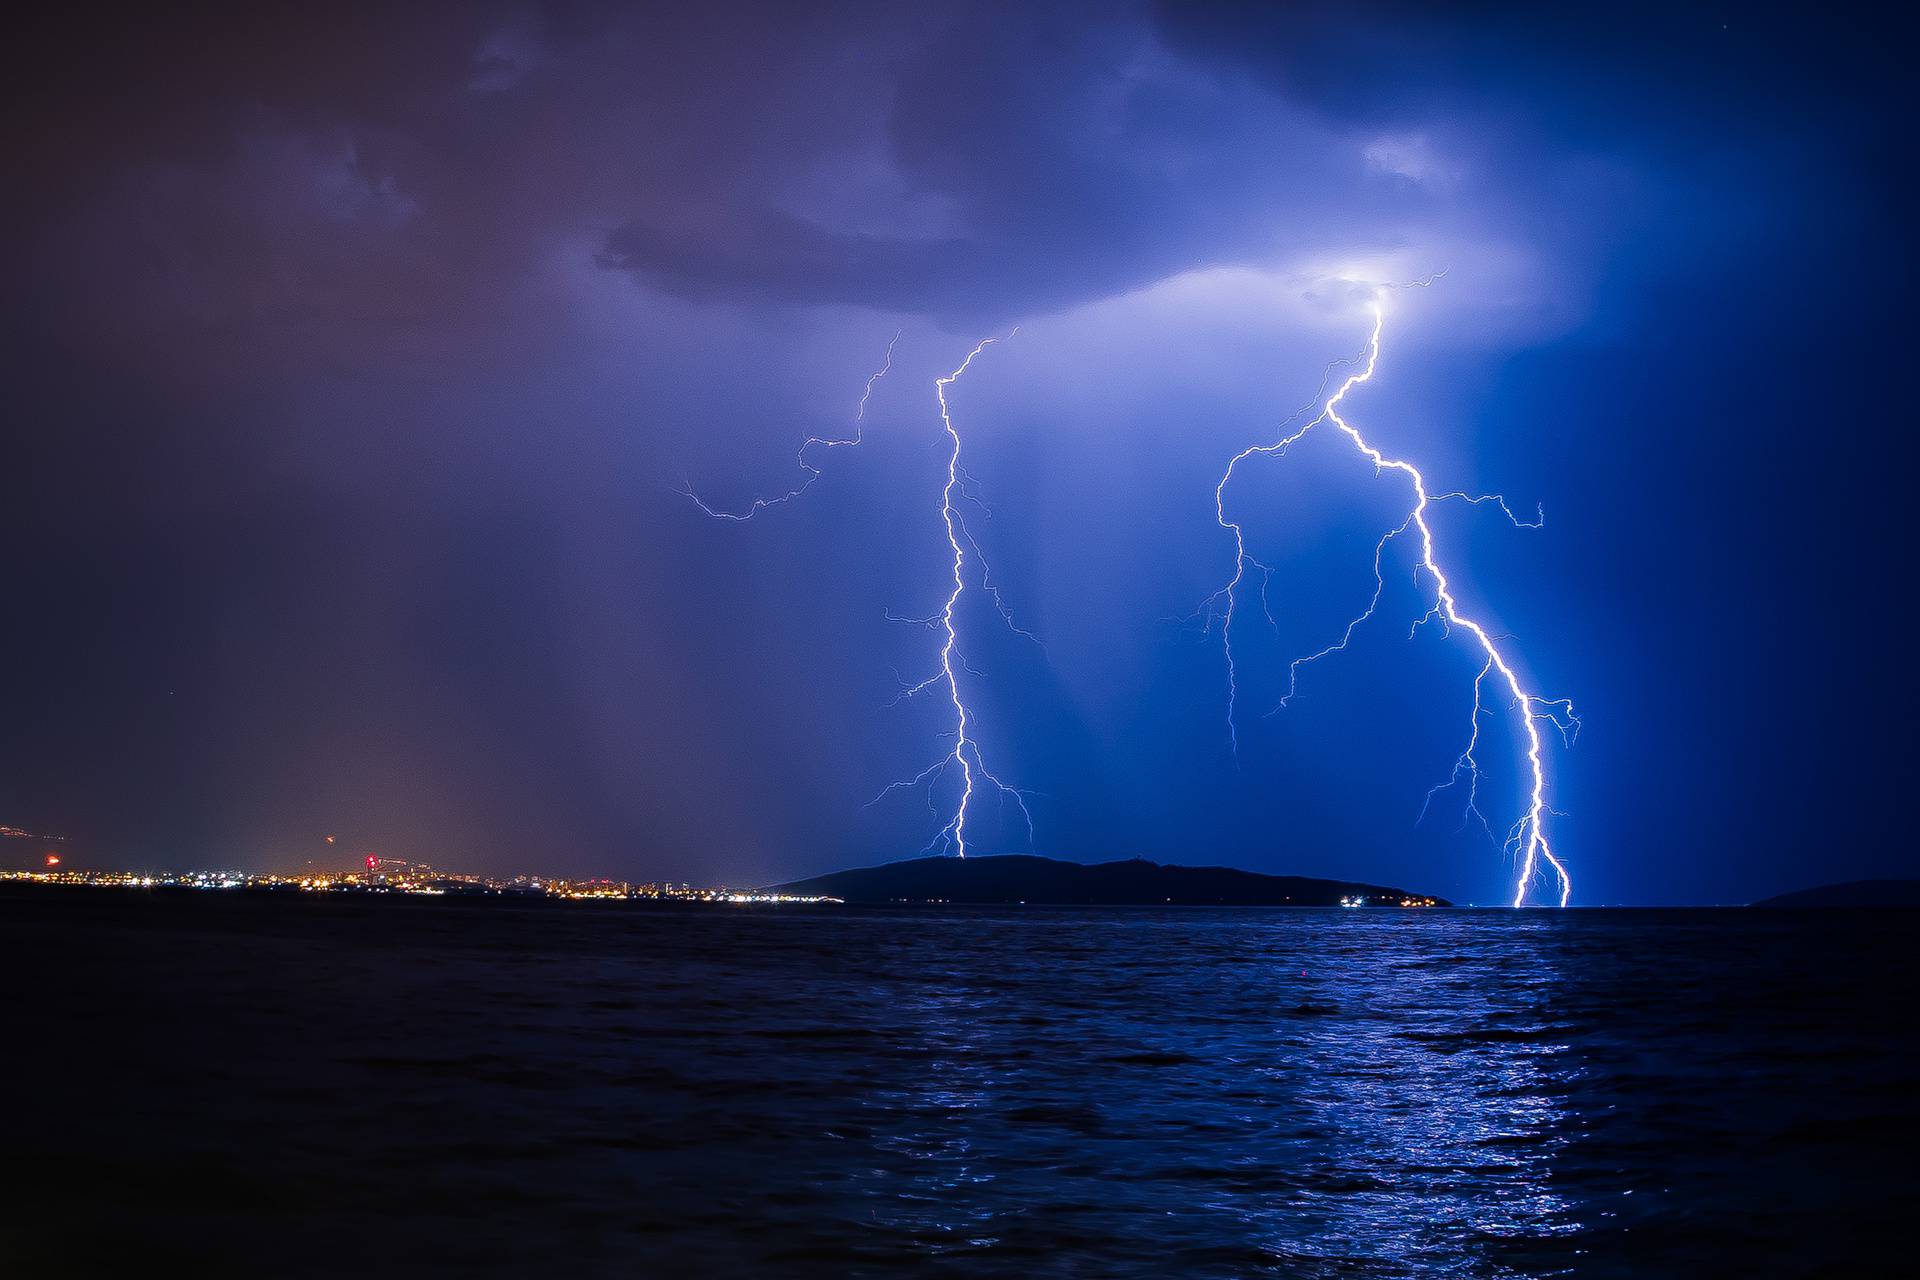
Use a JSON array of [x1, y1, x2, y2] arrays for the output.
[[773, 854, 1447, 907], [1750, 879, 1920, 908]]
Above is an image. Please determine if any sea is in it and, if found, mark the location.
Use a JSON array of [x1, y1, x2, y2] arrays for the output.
[[3, 890, 1912, 1277]]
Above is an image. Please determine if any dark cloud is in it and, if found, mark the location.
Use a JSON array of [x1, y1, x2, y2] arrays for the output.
[[5, 2, 1649, 346], [599, 210, 970, 312], [1152, 2, 1899, 139], [597, 7, 1426, 320], [10, 1, 1899, 348]]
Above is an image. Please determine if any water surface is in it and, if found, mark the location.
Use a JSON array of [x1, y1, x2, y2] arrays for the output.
[[3, 893, 1910, 1276]]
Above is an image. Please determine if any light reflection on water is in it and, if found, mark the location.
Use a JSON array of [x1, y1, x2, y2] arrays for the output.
[[1274, 921, 1579, 1273], [5, 897, 1913, 1277], [844, 913, 1583, 1275]]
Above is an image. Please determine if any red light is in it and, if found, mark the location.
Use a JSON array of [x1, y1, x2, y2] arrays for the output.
[[45, 853, 61, 868], [366, 855, 378, 870]]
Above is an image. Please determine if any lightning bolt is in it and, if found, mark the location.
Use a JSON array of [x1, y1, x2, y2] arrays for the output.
[[685, 333, 1034, 859], [1203, 353, 1359, 763], [679, 334, 898, 520], [1208, 291, 1577, 907], [871, 332, 1035, 858]]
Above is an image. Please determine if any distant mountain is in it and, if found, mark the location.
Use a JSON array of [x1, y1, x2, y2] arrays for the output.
[[772, 854, 1448, 907], [1750, 879, 1920, 908]]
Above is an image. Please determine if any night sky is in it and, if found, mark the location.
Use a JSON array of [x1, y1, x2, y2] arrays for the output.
[[4, 2, 1910, 904]]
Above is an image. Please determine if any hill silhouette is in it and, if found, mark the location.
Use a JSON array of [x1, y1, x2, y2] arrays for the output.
[[1750, 879, 1920, 908], [773, 854, 1447, 907]]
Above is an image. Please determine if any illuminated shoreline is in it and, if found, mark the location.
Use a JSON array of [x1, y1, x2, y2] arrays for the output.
[[0, 869, 840, 905]]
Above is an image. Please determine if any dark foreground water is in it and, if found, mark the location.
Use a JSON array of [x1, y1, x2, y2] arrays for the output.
[[2, 892, 1912, 1277]]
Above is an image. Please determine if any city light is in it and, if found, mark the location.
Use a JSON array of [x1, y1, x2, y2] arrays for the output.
[[1, 864, 839, 904]]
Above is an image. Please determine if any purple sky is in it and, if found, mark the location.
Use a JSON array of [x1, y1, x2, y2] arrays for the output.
[[3, 2, 1909, 903]]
